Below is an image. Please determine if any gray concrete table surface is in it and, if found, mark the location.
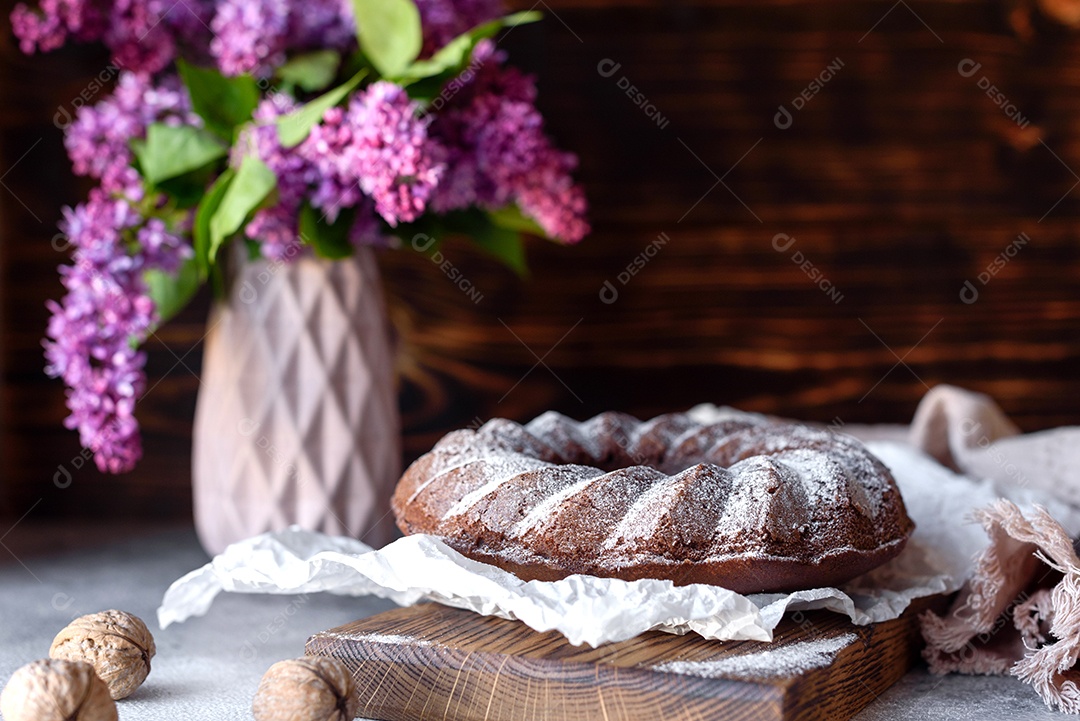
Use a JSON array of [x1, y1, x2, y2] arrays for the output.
[[0, 524, 1058, 720]]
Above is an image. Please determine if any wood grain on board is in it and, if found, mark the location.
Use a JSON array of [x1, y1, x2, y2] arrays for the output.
[[306, 599, 943, 721]]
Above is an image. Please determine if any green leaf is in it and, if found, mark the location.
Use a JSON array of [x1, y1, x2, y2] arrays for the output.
[[432, 209, 528, 275], [193, 168, 236, 277], [396, 10, 542, 84], [177, 59, 260, 139], [276, 70, 366, 148], [134, 124, 228, 186], [398, 35, 472, 83], [488, 204, 546, 237], [208, 156, 277, 263], [352, 0, 422, 77], [495, 10, 543, 29], [469, 225, 527, 276], [157, 162, 220, 209], [144, 257, 201, 327], [299, 203, 356, 260], [244, 237, 263, 261], [402, 75, 456, 105], [276, 50, 342, 93]]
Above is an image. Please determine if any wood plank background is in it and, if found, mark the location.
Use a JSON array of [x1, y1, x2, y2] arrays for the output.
[[2, 0, 1079, 521]]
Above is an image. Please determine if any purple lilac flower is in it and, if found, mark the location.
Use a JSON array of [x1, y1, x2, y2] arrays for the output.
[[301, 82, 444, 226], [239, 97, 310, 260], [242, 96, 392, 255], [45, 190, 192, 473], [12, 0, 507, 78], [298, 105, 364, 221], [138, 217, 190, 271], [65, 71, 195, 196], [104, 0, 178, 74], [242, 205, 299, 261], [430, 41, 588, 242], [10, 0, 190, 74], [516, 149, 589, 242], [209, 0, 289, 76], [342, 81, 446, 225], [414, 0, 503, 56], [9, 0, 105, 54], [164, 0, 215, 52], [348, 200, 388, 247], [18, 1, 588, 475], [289, 0, 355, 53], [245, 94, 302, 168], [210, 0, 355, 77], [11, 0, 508, 77]]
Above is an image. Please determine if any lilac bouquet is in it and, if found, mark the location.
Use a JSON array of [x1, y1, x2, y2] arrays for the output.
[[12, 0, 589, 475]]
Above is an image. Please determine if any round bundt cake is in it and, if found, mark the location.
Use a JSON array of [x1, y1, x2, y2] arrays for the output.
[[391, 411, 915, 594]]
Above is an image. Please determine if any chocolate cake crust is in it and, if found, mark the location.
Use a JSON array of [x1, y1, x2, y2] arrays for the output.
[[391, 411, 915, 594]]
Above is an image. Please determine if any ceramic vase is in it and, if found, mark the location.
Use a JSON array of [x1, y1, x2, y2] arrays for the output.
[[192, 248, 400, 555]]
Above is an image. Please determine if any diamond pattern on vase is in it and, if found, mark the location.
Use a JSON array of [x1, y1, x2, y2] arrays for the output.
[[193, 248, 401, 555]]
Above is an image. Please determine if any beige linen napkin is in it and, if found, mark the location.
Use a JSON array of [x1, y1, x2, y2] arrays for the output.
[[906, 385, 1080, 713], [910, 384, 1078, 506]]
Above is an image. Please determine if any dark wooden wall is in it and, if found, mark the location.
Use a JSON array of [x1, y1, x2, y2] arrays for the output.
[[3, 0, 1079, 521]]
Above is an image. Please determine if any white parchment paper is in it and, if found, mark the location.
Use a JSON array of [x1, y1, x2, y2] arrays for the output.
[[158, 440, 1080, 647]]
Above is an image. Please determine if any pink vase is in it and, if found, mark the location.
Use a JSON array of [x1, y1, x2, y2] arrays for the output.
[[192, 248, 400, 555]]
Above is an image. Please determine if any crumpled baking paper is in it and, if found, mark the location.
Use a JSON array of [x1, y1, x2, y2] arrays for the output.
[[160, 438, 1080, 647]]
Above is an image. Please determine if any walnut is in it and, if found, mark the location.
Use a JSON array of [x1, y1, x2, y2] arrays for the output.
[[49, 610, 155, 699], [0, 658, 117, 721], [252, 657, 359, 721]]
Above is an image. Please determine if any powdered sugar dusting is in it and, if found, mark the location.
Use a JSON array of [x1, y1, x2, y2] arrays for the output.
[[602, 474, 687, 551], [652, 632, 858, 680], [526, 410, 601, 459], [509, 468, 605, 538], [349, 632, 437, 647], [441, 455, 553, 518], [408, 410, 910, 583]]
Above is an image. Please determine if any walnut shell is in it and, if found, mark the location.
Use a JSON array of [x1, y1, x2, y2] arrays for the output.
[[49, 609, 155, 699], [0, 658, 117, 721], [252, 657, 359, 721]]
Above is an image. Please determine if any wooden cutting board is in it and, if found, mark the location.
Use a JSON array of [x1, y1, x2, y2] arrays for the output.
[[306, 597, 944, 721]]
